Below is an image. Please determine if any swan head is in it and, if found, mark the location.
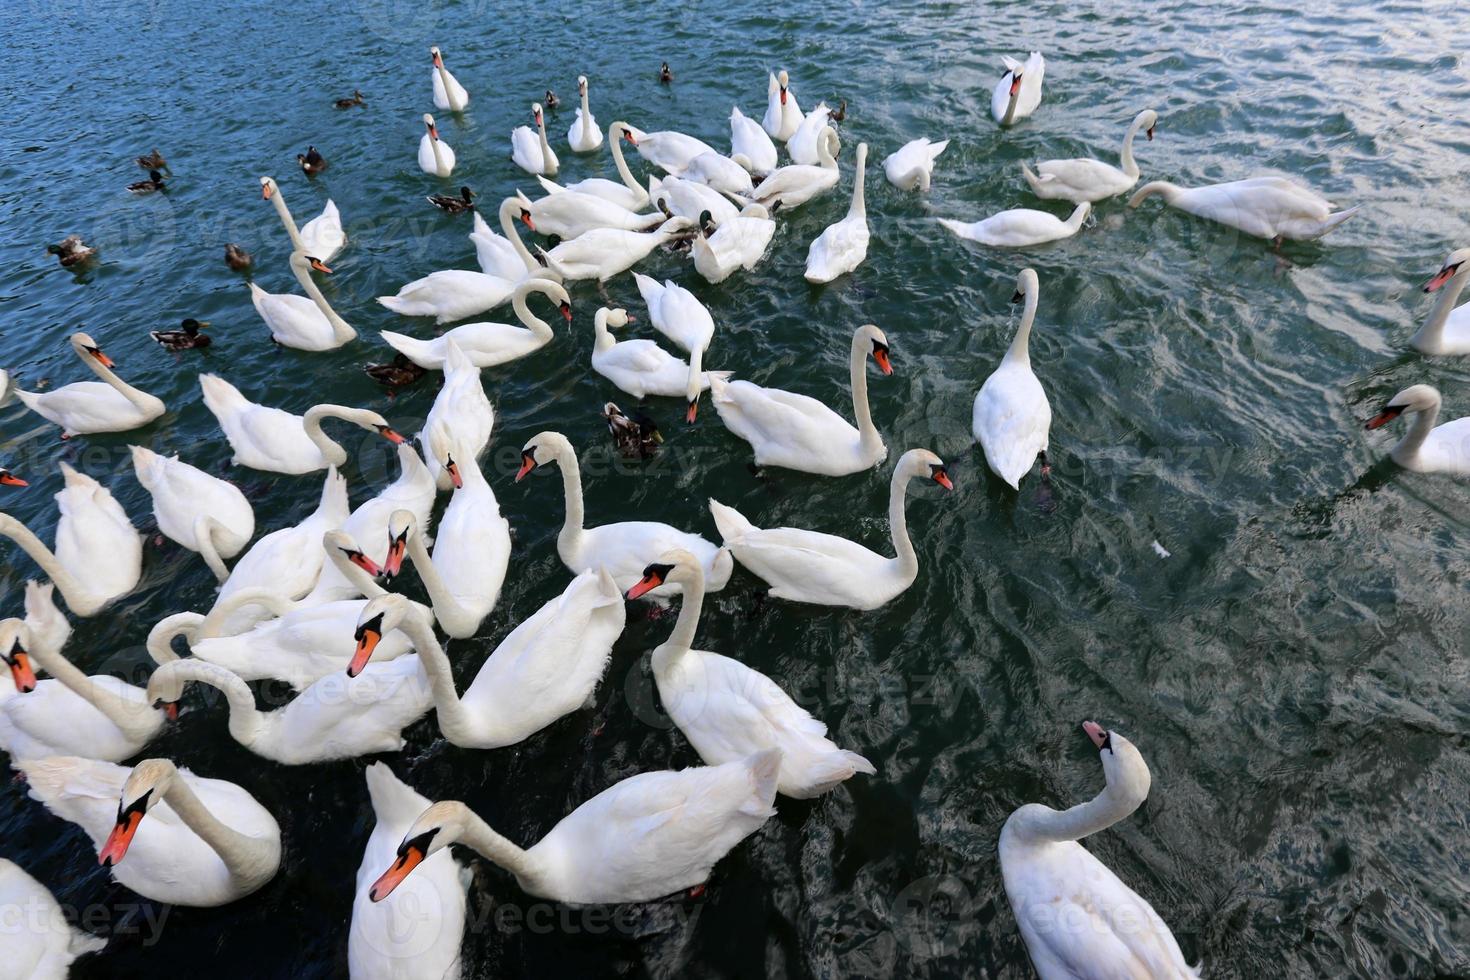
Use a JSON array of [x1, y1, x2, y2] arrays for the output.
[[516, 431, 573, 482], [0, 623, 37, 694], [0, 467, 27, 487], [99, 758, 179, 867], [777, 69, 790, 103], [429, 46, 443, 67], [531, 102, 544, 127], [597, 307, 632, 330], [423, 427, 462, 491], [287, 252, 332, 274], [852, 323, 893, 376], [384, 508, 419, 577], [370, 800, 467, 902], [1012, 268, 1040, 304], [1135, 109, 1159, 141], [577, 75, 588, 95], [69, 332, 114, 368], [895, 448, 954, 491], [1424, 248, 1470, 292], [323, 529, 383, 580], [1365, 384, 1441, 430], [618, 123, 645, 146], [259, 175, 277, 200], [1083, 721, 1151, 811], [627, 548, 701, 600], [350, 593, 415, 678]]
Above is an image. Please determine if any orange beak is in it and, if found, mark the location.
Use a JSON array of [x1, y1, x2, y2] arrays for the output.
[[626, 571, 665, 600], [88, 347, 115, 369], [1365, 406, 1404, 430], [432, 51, 443, 68], [378, 426, 406, 445], [349, 625, 382, 678], [428, 124, 439, 141], [515, 451, 536, 482], [7, 651, 37, 693], [686, 398, 699, 424], [559, 301, 573, 323], [309, 258, 333, 274], [446, 459, 463, 490], [520, 210, 536, 231], [1424, 264, 1459, 292], [1082, 720, 1108, 749], [779, 88, 787, 106], [0, 472, 28, 487], [873, 347, 892, 376], [932, 468, 954, 491], [384, 530, 408, 578], [1009, 74, 1023, 96], [99, 810, 144, 867], [261, 182, 273, 201], [160, 700, 179, 721], [343, 548, 381, 577], [621, 129, 638, 146], [369, 845, 426, 902]]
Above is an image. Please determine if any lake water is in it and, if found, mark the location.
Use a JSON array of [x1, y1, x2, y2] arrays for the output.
[[1, 0, 1468, 977]]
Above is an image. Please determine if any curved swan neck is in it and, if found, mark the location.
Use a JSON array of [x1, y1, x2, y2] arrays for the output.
[[849, 334, 880, 452], [28, 643, 155, 735], [146, 612, 204, 664], [429, 132, 448, 177], [512, 284, 555, 341], [1129, 181, 1178, 208], [158, 766, 277, 883], [193, 517, 234, 584], [592, 309, 616, 352], [888, 465, 919, 575], [76, 340, 154, 411], [393, 605, 473, 736], [199, 588, 296, 638], [817, 128, 838, 168], [499, 199, 540, 271], [1016, 782, 1140, 843], [1396, 398, 1441, 463], [1007, 286, 1040, 366], [1412, 268, 1469, 352], [1118, 117, 1145, 179], [402, 524, 471, 634], [553, 445, 585, 559], [269, 189, 307, 251], [171, 662, 266, 746], [455, 807, 538, 883], [300, 406, 362, 466], [291, 260, 355, 342], [0, 515, 95, 614], [656, 569, 705, 668], [536, 113, 555, 173], [608, 124, 643, 199]]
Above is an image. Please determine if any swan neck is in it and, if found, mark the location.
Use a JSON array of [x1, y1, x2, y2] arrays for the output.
[[850, 335, 880, 451], [1002, 88, 1019, 126], [270, 191, 307, 250], [608, 125, 643, 200], [406, 527, 470, 635], [1018, 783, 1140, 843], [1119, 118, 1143, 179], [300, 407, 351, 466], [665, 572, 706, 659], [396, 608, 472, 737], [848, 150, 866, 217], [888, 465, 918, 575], [160, 769, 276, 883], [458, 809, 538, 883], [146, 612, 204, 664], [500, 200, 539, 271], [436, 65, 462, 112], [1007, 289, 1039, 365], [513, 285, 554, 341], [199, 588, 295, 639], [592, 311, 615, 352], [0, 515, 90, 612], [292, 261, 355, 342], [555, 446, 585, 560], [193, 517, 233, 584], [78, 341, 153, 410], [1413, 270, 1468, 351], [29, 644, 153, 735], [1396, 400, 1440, 463]]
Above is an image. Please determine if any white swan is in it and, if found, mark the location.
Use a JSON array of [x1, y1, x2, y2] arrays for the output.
[[383, 452, 509, 638], [349, 763, 468, 980], [1023, 109, 1158, 203], [535, 121, 649, 211], [786, 101, 832, 165], [306, 443, 437, 604], [622, 123, 716, 176], [211, 468, 350, 629], [260, 176, 345, 262], [6, 582, 72, 689], [992, 51, 1045, 126], [381, 277, 571, 370], [515, 187, 661, 240], [417, 114, 456, 178], [939, 201, 1090, 247], [536, 216, 693, 282], [590, 306, 729, 400], [745, 127, 841, 211], [1412, 248, 1470, 355], [568, 75, 603, 153], [974, 268, 1052, 489], [511, 102, 559, 176], [471, 210, 532, 280], [762, 69, 803, 141], [629, 549, 875, 798], [430, 45, 468, 111], [648, 173, 740, 223], [709, 323, 891, 476], [1001, 722, 1201, 979], [131, 446, 254, 583], [633, 273, 719, 421], [148, 536, 426, 691], [16, 332, 164, 437], [709, 448, 953, 610], [200, 374, 405, 474], [682, 151, 755, 196], [0, 858, 106, 978], [249, 251, 357, 351], [21, 755, 280, 907], [147, 655, 431, 764], [0, 463, 140, 616], [351, 574, 623, 748], [515, 431, 733, 596], [1364, 384, 1470, 475], [0, 618, 168, 762], [691, 204, 776, 283], [379, 269, 515, 325], [367, 750, 779, 904], [1127, 176, 1359, 241], [730, 106, 777, 175], [805, 142, 870, 283], [883, 137, 950, 192], [417, 340, 494, 492]]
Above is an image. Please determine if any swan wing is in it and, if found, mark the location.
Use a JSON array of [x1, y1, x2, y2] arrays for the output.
[[973, 366, 1051, 489], [299, 200, 345, 261], [805, 215, 870, 282]]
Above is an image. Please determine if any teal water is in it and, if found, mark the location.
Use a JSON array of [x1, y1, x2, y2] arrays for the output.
[[2, 0, 1469, 976]]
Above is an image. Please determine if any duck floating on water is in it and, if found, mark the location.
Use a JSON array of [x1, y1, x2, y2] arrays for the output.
[[602, 402, 663, 459], [335, 89, 364, 109], [427, 186, 476, 214], [149, 319, 211, 352], [224, 243, 252, 271], [364, 354, 427, 396], [298, 146, 327, 176], [829, 99, 847, 123], [659, 62, 673, 84], [135, 149, 169, 172], [544, 89, 560, 111], [128, 170, 166, 193], [48, 235, 95, 268]]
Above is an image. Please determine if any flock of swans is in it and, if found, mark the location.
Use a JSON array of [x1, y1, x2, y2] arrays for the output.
[[4, 38, 1469, 980]]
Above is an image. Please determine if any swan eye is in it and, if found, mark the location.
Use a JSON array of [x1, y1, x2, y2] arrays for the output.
[[353, 613, 386, 643], [1099, 731, 1114, 754]]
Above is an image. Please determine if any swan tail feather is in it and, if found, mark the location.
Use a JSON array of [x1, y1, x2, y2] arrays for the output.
[[198, 372, 249, 419], [741, 748, 782, 817], [708, 498, 752, 545], [1315, 205, 1360, 236], [364, 761, 430, 825], [937, 218, 974, 238], [378, 330, 432, 365]]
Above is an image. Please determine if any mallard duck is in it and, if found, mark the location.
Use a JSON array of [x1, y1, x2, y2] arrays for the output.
[[427, 186, 476, 214], [364, 354, 427, 395], [128, 170, 166, 193], [136, 149, 169, 172], [149, 319, 211, 352], [659, 62, 673, 84], [47, 235, 96, 268], [830, 99, 847, 123], [0, 468, 27, 487], [335, 89, 365, 109], [224, 243, 252, 271], [544, 89, 560, 110], [602, 402, 662, 459], [298, 146, 327, 176]]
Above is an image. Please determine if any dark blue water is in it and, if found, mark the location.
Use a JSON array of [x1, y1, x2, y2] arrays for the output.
[[1, 0, 1468, 977]]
